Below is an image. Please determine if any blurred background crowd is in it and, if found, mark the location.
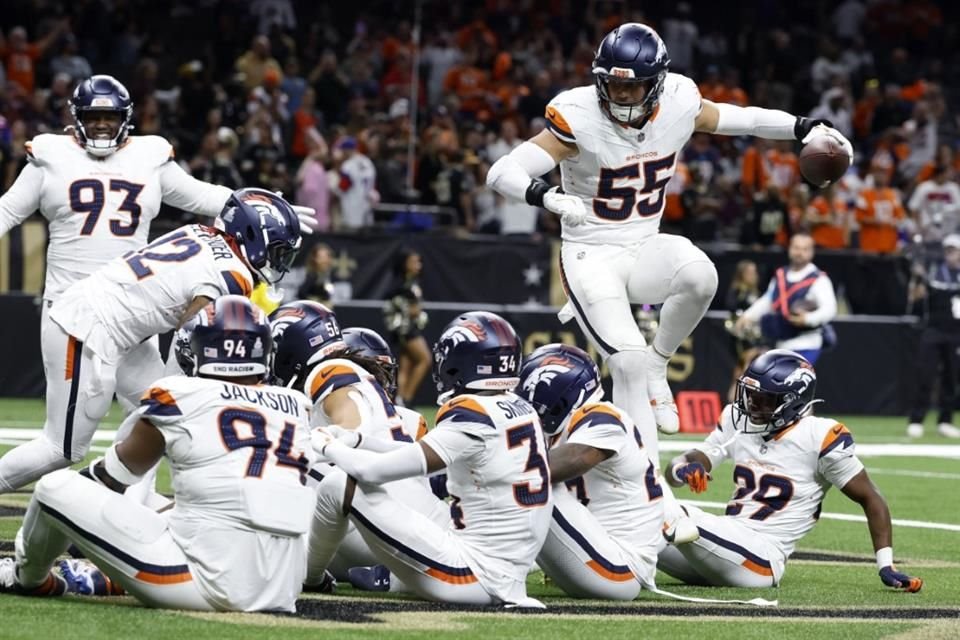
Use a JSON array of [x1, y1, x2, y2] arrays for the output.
[[0, 0, 958, 249]]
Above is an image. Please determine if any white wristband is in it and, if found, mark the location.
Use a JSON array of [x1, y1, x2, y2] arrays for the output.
[[104, 445, 145, 487], [876, 546, 893, 570], [670, 462, 685, 484]]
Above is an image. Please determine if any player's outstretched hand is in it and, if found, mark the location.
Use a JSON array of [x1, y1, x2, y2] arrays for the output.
[[543, 187, 587, 226], [324, 424, 362, 448], [801, 124, 854, 167], [879, 566, 923, 593], [291, 205, 319, 234], [672, 461, 711, 493], [311, 427, 336, 457]]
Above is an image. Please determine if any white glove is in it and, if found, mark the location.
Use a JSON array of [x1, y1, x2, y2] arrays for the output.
[[542, 187, 587, 226], [802, 124, 854, 167], [325, 424, 362, 448], [292, 205, 319, 235], [310, 427, 337, 458]]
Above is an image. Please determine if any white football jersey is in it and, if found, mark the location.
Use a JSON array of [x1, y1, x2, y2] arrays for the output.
[[335, 153, 376, 229], [696, 405, 864, 558], [556, 401, 664, 555], [304, 357, 420, 442], [422, 392, 552, 604], [49, 224, 254, 362], [0, 134, 232, 301], [546, 73, 701, 244], [136, 375, 314, 611]]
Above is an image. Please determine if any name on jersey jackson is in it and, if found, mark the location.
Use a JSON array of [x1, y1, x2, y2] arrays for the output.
[[219, 383, 302, 416]]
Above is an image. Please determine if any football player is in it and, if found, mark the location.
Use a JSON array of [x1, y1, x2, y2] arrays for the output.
[[308, 311, 551, 607], [486, 24, 854, 468], [0, 188, 302, 493], [0, 75, 317, 449], [658, 350, 923, 592], [268, 304, 444, 585], [0, 297, 315, 612], [519, 344, 664, 600]]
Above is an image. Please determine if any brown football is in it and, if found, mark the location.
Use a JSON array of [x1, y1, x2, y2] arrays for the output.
[[799, 135, 850, 188]]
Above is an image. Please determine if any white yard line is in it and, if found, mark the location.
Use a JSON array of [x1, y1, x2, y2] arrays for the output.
[[684, 499, 960, 532], [865, 468, 960, 480]]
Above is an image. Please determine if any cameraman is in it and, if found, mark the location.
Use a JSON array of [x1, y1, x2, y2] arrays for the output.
[[906, 234, 960, 439], [735, 233, 837, 364]]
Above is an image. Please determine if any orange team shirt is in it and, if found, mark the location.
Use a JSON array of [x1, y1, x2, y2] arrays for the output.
[[741, 145, 768, 197], [808, 196, 849, 249], [4, 44, 40, 93], [663, 162, 690, 222], [443, 65, 489, 113], [856, 187, 905, 253], [767, 149, 800, 195]]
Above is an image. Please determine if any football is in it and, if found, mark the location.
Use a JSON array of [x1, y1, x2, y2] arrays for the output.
[[799, 135, 851, 188]]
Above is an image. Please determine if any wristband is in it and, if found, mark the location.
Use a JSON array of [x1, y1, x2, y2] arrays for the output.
[[525, 179, 552, 207], [876, 546, 893, 570]]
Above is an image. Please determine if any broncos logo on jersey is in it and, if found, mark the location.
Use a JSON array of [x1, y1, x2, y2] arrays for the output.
[[520, 356, 574, 395]]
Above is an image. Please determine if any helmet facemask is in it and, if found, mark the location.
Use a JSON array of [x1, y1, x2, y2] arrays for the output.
[[594, 69, 666, 125], [72, 106, 133, 157]]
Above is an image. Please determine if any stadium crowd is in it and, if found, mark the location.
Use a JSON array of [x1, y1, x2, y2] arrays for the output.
[[0, 0, 957, 248]]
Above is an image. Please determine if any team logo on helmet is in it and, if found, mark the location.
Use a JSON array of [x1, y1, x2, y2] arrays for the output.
[[520, 356, 573, 395], [441, 321, 486, 348], [784, 367, 816, 395], [610, 67, 635, 78]]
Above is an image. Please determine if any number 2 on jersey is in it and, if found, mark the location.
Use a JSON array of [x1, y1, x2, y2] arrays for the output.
[[593, 153, 676, 220], [70, 179, 144, 236], [124, 229, 201, 279], [506, 422, 550, 507]]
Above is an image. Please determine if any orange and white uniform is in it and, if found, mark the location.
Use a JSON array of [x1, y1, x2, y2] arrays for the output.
[[658, 405, 864, 587], [855, 187, 906, 253], [537, 401, 665, 599], [807, 195, 849, 249]]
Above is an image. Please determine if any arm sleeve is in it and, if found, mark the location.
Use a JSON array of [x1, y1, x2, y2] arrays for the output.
[[159, 160, 233, 218], [693, 405, 736, 469], [567, 421, 626, 455], [420, 426, 487, 467], [713, 103, 798, 139], [0, 163, 43, 238], [322, 439, 427, 484], [804, 276, 838, 326], [485, 141, 558, 202]]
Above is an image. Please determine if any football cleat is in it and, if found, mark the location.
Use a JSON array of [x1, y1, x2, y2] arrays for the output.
[[937, 423, 960, 439], [646, 347, 679, 434], [906, 423, 924, 438], [58, 559, 125, 596], [662, 516, 700, 545], [302, 570, 337, 594], [0, 558, 67, 597], [346, 564, 391, 592]]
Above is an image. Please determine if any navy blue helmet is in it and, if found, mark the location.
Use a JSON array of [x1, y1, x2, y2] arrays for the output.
[[433, 311, 522, 399], [342, 327, 398, 398], [734, 349, 820, 435], [269, 300, 345, 387], [592, 23, 670, 125], [518, 344, 602, 436], [217, 188, 302, 285], [69, 74, 134, 157], [189, 296, 272, 379]]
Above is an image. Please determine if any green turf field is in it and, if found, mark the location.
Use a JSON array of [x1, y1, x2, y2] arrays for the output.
[[0, 398, 958, 639]]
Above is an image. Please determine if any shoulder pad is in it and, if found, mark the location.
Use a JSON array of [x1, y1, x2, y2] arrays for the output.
[[125, 135, 176, 166], [661, 73, 702, 117], [545, 86, 595, 144], [436, 395, 495, 429], [139, 376, 190, 418], [567, 401, 626, 436], [817, 420, 854, 459], [219, 268, 254, 297], [306, 359, 363, 403], [25, 134, 70, 166]]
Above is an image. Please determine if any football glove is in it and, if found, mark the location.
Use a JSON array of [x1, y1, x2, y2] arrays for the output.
[[291, 205, 319, 234], [879, 565, 923, 593], [543, 187, 588, 226], [672, 461, 710, 494], [798, 121, 854, 167]]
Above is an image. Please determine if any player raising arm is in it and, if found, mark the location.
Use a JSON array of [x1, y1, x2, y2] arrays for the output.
[[0, 189, 302, 494], [658, 350, 922, 592], [1, 297, 315, 612], [486, 24, 853, 476]]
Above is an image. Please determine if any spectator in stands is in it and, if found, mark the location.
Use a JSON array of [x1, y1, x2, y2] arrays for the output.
[[486, 119, 521, 163], [906, 234, 960, 439], [856, 161, 907, 253], [0, 21, 69, 94], [724, 259, 764, 402], [295, 128, 330, 232], [235, 34, 283, 92], [909, 164, 960, 244], [332, 136, 378, 230], [49, 33, 91, 83], [296, 242, 336, 307], [810, 87, 853, 141], [742, 182, 790, 248], [736, 233, 838, 364], [309, 50, 349, 127], [383, 249, 430, 407], [807, 183, 851, 249], [811, 38, 850, 93], [899, 100, 938, 183]]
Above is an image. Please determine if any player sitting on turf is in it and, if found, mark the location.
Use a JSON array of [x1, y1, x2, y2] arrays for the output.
[[0, 188, 301, 495], [518, 344, 665, 600], [658, 350, 923, 592], [268, 304, 444, 588], [307, 311, 552, 607], [0, 297, 315, 611]]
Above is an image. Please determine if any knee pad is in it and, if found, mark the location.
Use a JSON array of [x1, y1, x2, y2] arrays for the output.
[[102, 492, 169, 544], [673, 260, 719, 301], [607, 350, 647, 385], [316, 469, 349, 515], [33, 468, 78, 503]]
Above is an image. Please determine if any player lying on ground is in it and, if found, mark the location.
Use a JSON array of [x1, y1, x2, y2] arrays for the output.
[[658, 350, 923, 592], [307, 311, 551, 607], [518, 344, 666, 599], [1, 297, 316, 612]]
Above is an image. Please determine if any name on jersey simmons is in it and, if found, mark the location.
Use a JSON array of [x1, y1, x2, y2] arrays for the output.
[[195, 226, 238, 262], [219, 383, 301, 416]]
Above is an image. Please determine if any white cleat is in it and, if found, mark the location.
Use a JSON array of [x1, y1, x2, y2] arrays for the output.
[[906, 423, 924, 438], [646, 347, 680, 434], [937, 423, 960, 439], [662, 516, 700, 545]]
